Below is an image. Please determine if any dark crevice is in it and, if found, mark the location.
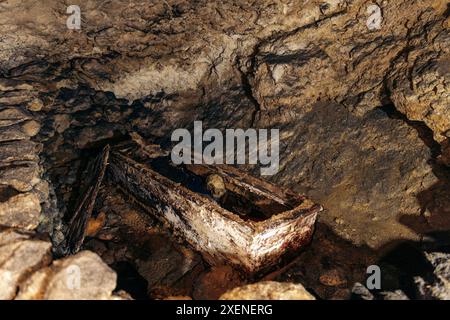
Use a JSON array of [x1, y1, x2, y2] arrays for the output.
[[112, 261, 149, 300], [377, 104, 441, 159], [63, 132, 131, 225], [0, 185, 19, 202], [237, 58, 261, 128]]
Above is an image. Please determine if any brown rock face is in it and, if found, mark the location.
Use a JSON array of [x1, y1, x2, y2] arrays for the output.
[[0, 0, 449, 300], [387, 21, 450, 146], [266, 103, 438, 248]]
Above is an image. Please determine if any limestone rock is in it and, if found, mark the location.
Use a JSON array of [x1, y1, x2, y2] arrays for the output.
[[267, 103, 437, 248], [21, 120, 41, 137], [220, 281, 316, 300], [0, 229, 52, 300], [0, 193, 41, 230], [387, 24, 449, 144], [0, 108, 31, 127], [0, 125, 31, 142], [0, 140, 40, 163], [415, 252, 450, 300], [0, 162, 41, 192], [17, 250, 118, 300]]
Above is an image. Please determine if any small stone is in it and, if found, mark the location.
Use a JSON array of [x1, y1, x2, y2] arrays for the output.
[[53, 114, 71, 134], [86, 212, 106, 237], [351, 282, 374, 300], [319, 269, 347, 287], [206, 174, 226, 199], [21, 120, 41, 137], [27, 99, 44, 112], [423, 209, 432, 218], [220, 281, 316, 300], [334, 217, 344, 225]]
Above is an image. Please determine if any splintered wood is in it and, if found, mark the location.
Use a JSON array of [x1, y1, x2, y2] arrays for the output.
[[107, 146, 322, 274], [65, 145, 110, 254]]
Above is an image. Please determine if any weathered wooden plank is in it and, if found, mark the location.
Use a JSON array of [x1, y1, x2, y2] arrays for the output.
[[65, 145, 110, 254]]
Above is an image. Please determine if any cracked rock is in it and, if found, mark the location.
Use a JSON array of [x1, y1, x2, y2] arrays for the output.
[[267, 103, 437, 248], [388, 23, 450, 148]]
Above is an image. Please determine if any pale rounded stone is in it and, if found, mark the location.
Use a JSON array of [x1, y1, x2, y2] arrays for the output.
[[27, 99, 44, 112], [21, 120, 41, 137], [42, 251, 117, 300], [0, 237, 52, 300], [220, 281, 316, 300]]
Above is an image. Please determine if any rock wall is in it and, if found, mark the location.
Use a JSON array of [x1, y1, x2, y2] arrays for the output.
[[0, 0, 449, 299]]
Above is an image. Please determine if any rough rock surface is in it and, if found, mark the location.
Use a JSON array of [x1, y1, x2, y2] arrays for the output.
[[264, 103, 438, 248], [17, 250, 118, 300], [387, 18, 450, 147], [416, 252, 450, 300], [0, 228, 52, 300], [220, 281, 315, 300], [0, 0, 449, 300], [0, 193, 41, 230]]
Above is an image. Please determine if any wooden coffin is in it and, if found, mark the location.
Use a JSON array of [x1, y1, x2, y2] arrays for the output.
[[108, 149, 322, 274]]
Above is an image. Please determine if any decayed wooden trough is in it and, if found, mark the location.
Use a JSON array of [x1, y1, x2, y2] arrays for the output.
[[106, 144, 322, 274]]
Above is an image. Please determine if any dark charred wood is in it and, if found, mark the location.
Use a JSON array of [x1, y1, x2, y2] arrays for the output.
[[64, 145, 110, 254]]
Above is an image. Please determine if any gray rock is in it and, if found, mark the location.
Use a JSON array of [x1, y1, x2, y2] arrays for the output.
[[351, 282, 374, 300], [379, 290, 410, 300], [416, 252, 450, 300]]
